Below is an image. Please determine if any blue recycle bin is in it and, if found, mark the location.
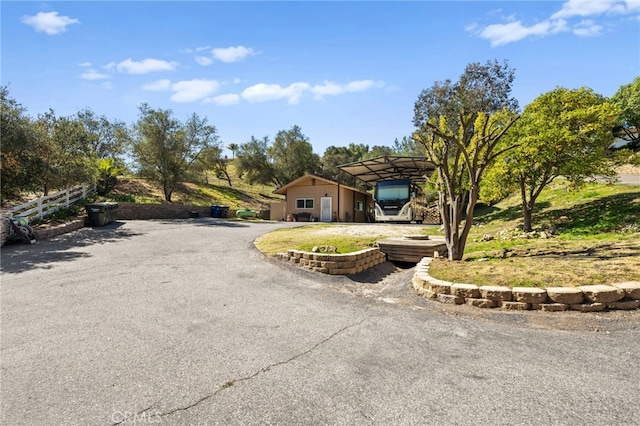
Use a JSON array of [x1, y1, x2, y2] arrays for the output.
[[211, 205, 221, 218]]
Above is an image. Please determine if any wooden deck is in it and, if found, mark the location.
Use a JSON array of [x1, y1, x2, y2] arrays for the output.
[[377, 236, 447, 263]]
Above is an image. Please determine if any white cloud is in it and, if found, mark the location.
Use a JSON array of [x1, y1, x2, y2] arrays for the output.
[[81, 69, 110, 80], [573, 19, 605, 36], [195, 56, 214, 66], [475, 0, 639, 46], [479, 19, 568, 46], [116, 58, 179, 74], [311, 80, 385, 100], [21, 11, 79, 35], [211, 46, 255, 63], [205, 93, 241, 105], [345, 80, 384, 92], [241, 82, 310, 104], [311, 81, 343, 98], [142, 79, 172, 91], [142, 79, 220, 102], [169, 79, 220, 102], [551, 0, 636, 19], [79, 62, 109, 80]]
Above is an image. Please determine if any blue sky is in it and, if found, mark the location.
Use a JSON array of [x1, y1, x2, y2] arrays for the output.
[[2, 1, 639, 157]]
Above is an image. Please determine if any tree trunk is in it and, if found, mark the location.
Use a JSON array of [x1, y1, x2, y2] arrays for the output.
[[163, 181, 173, 202], [523, 204, 533, 232], [520, 179, 533, 232]]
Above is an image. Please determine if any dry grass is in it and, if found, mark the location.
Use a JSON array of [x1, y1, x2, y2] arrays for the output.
[[255, 223, 437, 255], [428, 239, 640, 287]]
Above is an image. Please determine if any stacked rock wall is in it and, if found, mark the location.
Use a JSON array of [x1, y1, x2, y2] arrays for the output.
[[275, 248, 386, 275], [413, 257, 640, 312], [115, 203, 214, 220], [1, 209, 12, 246]]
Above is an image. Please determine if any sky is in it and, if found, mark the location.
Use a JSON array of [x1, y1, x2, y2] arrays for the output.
[[2, 0, 639, 157]]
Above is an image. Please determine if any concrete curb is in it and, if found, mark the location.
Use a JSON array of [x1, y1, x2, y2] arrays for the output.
[[412, 257, 640, 312]]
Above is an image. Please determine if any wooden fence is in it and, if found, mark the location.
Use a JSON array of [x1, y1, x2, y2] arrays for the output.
[[10, 184, 95, 220]]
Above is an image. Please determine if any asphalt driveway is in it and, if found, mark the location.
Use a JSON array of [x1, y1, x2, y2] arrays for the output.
[[1, 219, 639, 425]]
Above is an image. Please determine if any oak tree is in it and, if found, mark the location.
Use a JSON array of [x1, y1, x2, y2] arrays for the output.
[[413, 60, 520, 260], [482, 87, 618, 231]]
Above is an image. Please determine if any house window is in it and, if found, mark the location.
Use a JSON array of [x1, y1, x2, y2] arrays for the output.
[[296, 198, 314, 209], [356, 201, 364, 211]]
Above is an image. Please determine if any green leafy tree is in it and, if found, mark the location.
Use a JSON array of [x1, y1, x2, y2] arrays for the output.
[[413, 59, 520, 261], [366, 145, 394, 159], [268, 125, 321, 187], [96, 158, 123, 196], [0, 86, 44, 202], [227, 143, 239, 159], [236, 126, 320, 187], [131, 104, 219, 202], [33, 110, 98, 195], [610, 76, 640, 151], [191, 145, 232, 186], [236, 136, 275, 185], [76, 108, 129, 162], [483, 87, 619, 232], [393, 136, 426, 157], [320, 143, 369, 185]]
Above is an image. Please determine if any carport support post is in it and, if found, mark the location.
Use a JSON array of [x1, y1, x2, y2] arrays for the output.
[[337, 170, 341, 222]]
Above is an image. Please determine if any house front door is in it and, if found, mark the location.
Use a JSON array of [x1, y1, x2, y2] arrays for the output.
[[320, 197, 332, 222]]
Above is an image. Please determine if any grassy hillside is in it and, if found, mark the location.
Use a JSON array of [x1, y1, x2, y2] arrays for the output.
[[109, 163, 283, 211], [428, 179, 639, 287]]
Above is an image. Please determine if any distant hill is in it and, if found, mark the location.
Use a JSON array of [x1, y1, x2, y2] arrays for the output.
[[110, 164, 284, 210]]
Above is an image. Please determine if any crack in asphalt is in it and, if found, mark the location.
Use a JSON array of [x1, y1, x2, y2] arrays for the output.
[[111, 317, 368, 425]]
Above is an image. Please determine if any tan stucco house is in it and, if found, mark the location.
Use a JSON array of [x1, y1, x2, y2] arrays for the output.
[[271, 174, 373, 223]]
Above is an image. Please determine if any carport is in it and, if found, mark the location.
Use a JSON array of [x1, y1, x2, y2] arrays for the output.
[[338, 156, 444, 262], [337, 155, 437, 185]]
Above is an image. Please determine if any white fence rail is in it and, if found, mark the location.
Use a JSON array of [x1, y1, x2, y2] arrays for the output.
[[11, 184, 95, 220]]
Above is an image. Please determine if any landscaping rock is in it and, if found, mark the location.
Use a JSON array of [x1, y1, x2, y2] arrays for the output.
[[479, 286, 513, 302], [501, 301, 530, 311], [465, 298, 497, 308], [612, 282, 640, 300], [436, 293, 464, 305], [428, 280, 452, 295], [607, 300, 640, 310], [545, 287, 584, 305], [568, 303, 606, 313], [577, 285, 625, 303], [539, 303, 568, 312], [512, 287, 548, 304], [450, 283, 481, 299]]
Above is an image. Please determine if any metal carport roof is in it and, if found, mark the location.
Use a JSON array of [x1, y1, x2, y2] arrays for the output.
[[338, 155, 436, 185]]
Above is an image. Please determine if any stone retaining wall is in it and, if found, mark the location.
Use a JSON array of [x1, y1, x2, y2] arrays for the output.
[[413, 257, 640, 312], [32, 219, 86, 241], [1, 209, 12, 246], [115, 202, 214, 220], [275, 248, 386, 275]]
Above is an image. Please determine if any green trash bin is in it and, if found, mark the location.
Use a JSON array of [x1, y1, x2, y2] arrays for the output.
[[85, 202, 118, 227]]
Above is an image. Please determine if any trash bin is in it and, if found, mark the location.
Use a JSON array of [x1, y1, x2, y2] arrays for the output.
[[219, 206, 230, 218], [85, 202, 118, 227], [211, 205, 221, 218]]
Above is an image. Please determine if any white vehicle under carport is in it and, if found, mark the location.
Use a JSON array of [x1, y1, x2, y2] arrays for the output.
[[338, 155, 437, 224], [373, 179, 423, 223]]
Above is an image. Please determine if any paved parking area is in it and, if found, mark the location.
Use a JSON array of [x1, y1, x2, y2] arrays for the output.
[[1, 219, 639, 425]]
